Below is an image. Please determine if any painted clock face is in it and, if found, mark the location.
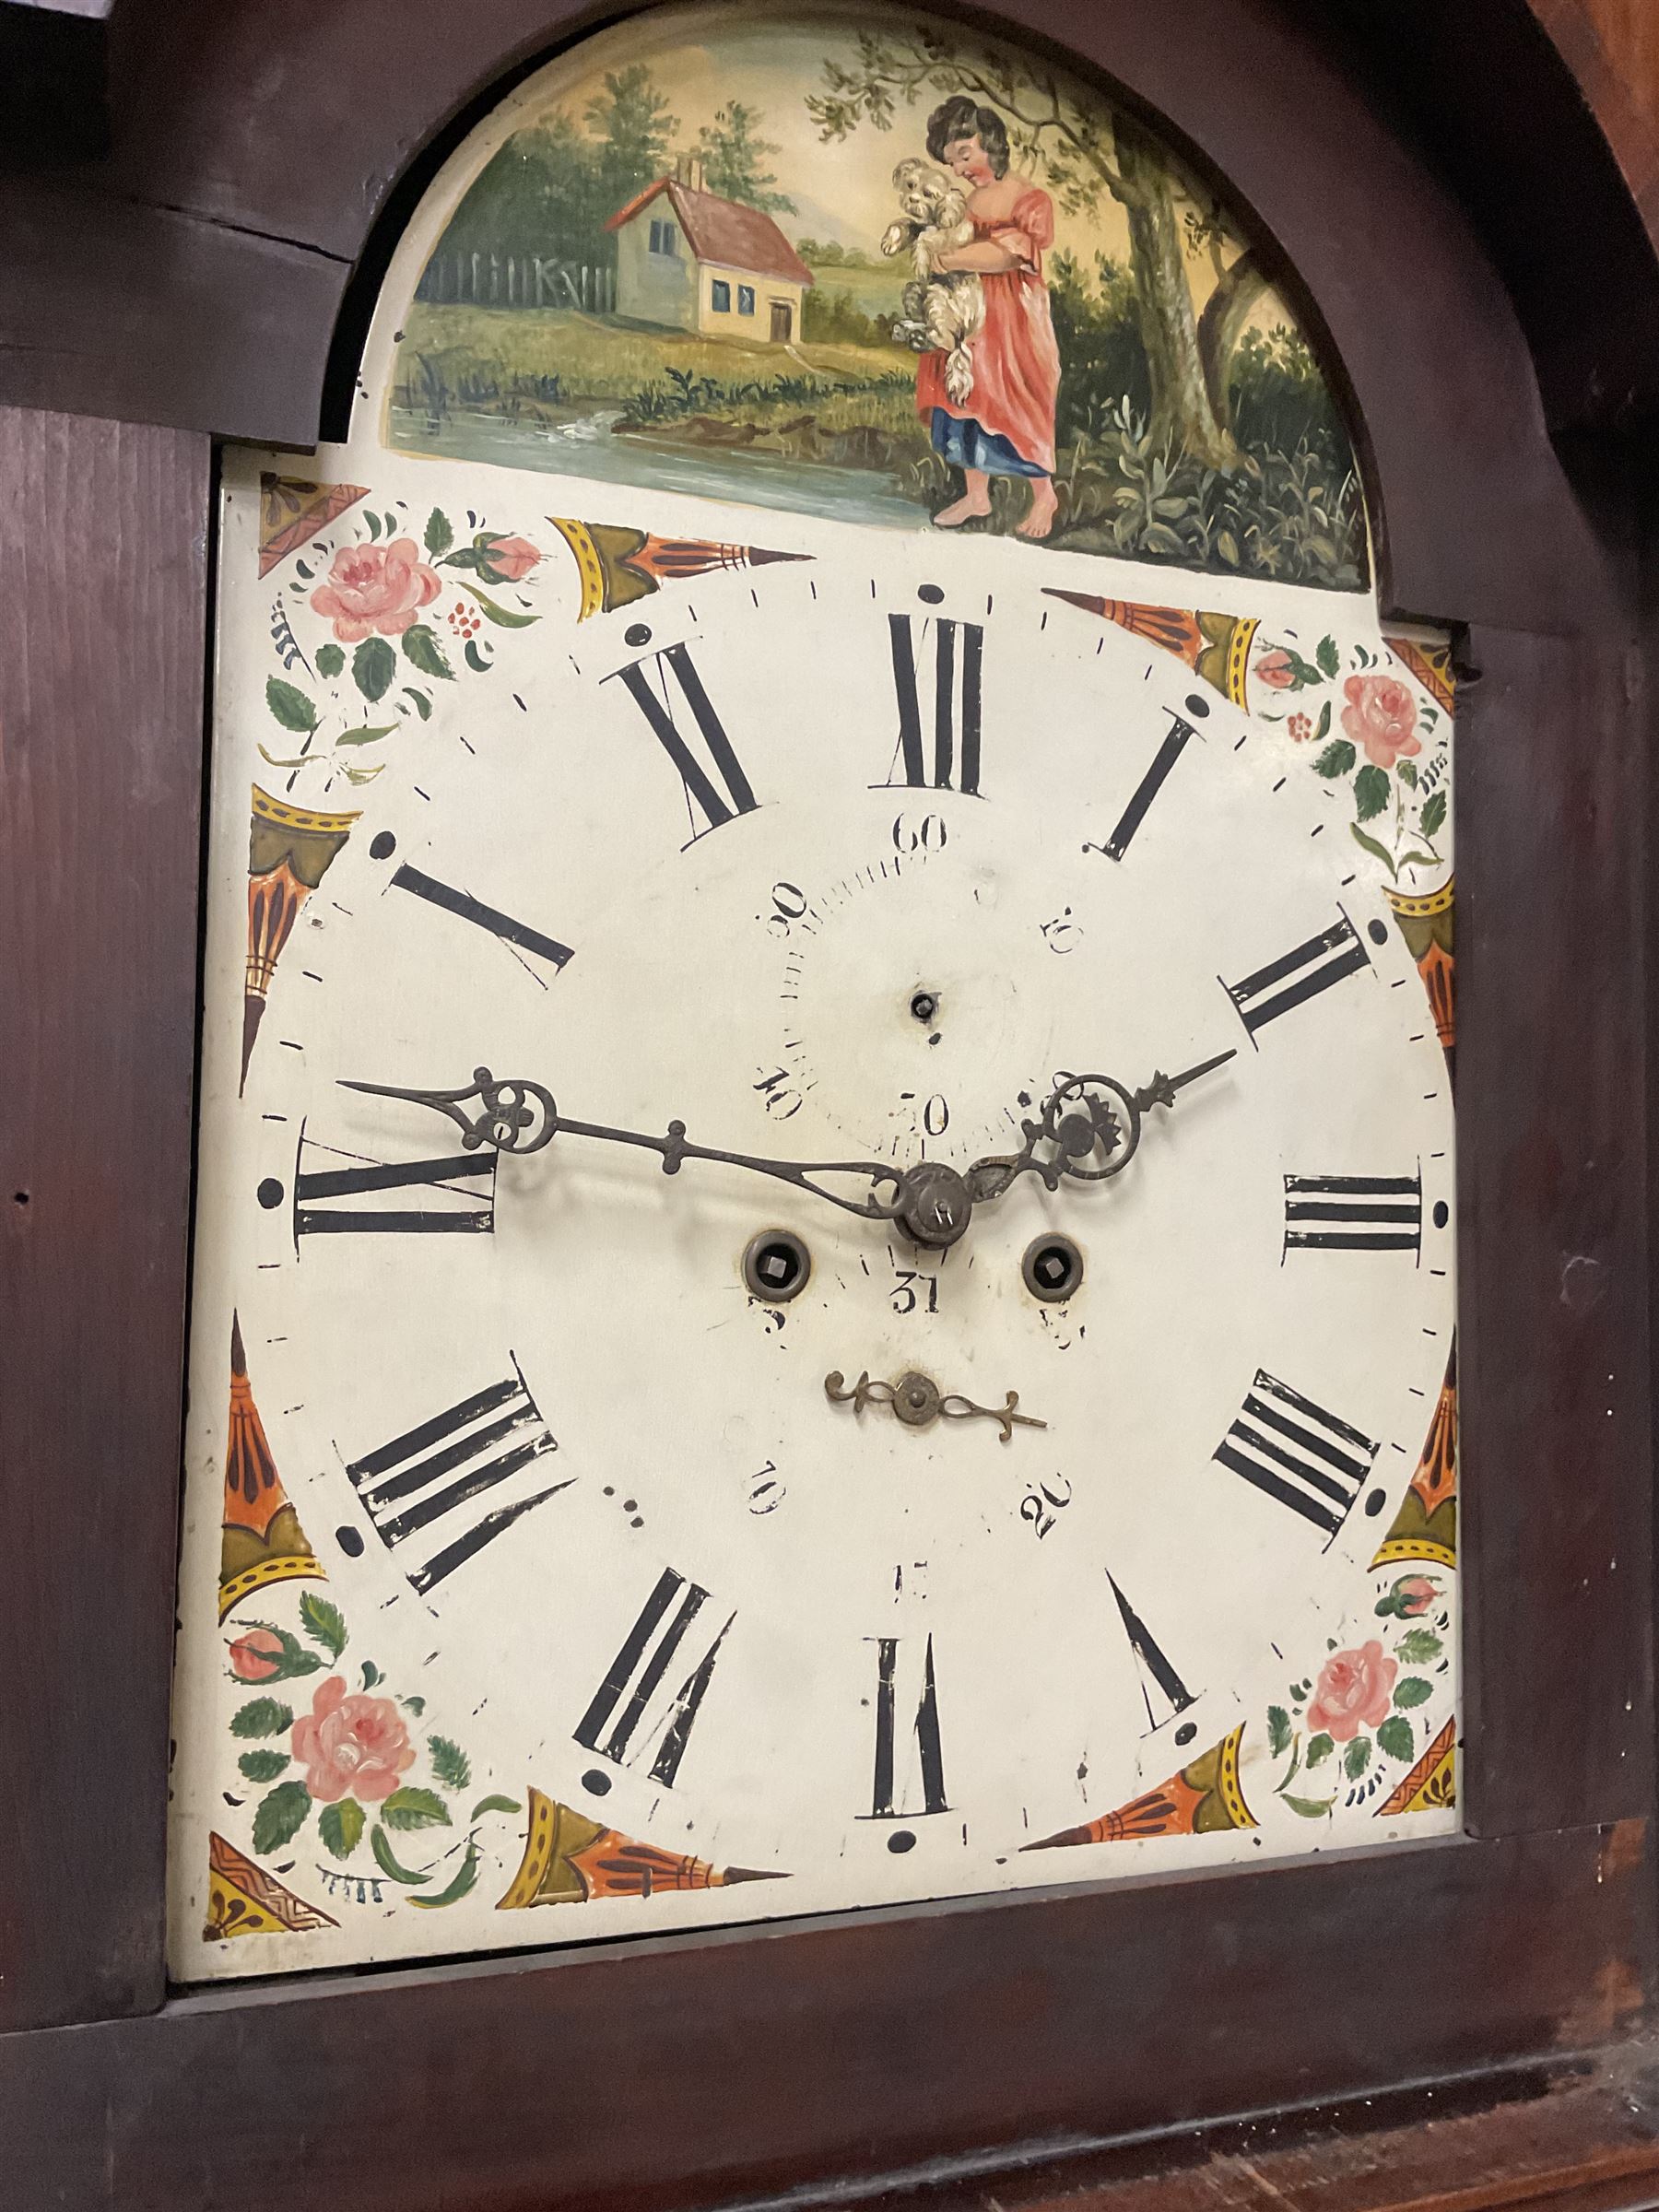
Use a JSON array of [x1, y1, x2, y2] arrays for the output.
[[169, 6, 1459, 1980]]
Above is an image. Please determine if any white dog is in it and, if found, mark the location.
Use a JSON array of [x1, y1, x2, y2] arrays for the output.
[[880, 159, 985, 406]]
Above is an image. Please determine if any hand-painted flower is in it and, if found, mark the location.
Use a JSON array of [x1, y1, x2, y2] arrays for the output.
[[1254, 647, 1296, 689], [1341, 672, 1421, 768], [1395, 1574, 1438, 1618], [291, 1675, 416, 1803], [311, 538, 441, 643], [1306, 1640, 1398, 1743], [1288, 712, 1312, 743], [482, 535, 542, 582], [227, 1627, 285, 1682]]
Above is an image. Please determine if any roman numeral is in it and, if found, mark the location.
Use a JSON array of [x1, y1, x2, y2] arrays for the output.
[[294, 1137, 495, 1236], [1284, 1172, 1423, 1255], [1109, 1574, 1196, 1732], [614, 644, 758, 841], [1089, 701, 1206, 861], [346, 1363, 567, 1594], [1223, 914, 1371, 1037], [866, 1633, 948, 1818], [390, 862, 573, 974], [575, 1567, 733, 1787], [1214, 1371, 1379, 1540], [888, 614, 982, 794]]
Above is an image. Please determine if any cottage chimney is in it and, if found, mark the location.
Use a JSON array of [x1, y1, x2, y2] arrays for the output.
[[676, 151, 707, 193]]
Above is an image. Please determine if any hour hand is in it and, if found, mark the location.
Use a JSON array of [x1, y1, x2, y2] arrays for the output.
[[337, 1067, 911, 1227]]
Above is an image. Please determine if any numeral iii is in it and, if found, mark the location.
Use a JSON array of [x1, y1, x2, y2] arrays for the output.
[[1284, 1172, 1422, 1256]]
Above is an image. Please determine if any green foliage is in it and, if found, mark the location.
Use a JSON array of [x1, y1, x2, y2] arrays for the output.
[[300, 1592, 347, 1659], [1396, 1630, 1444, 1664], [371, 1825, 430, 1885], [314, 642, 345, 679], [1421, 788, 1448, 838], [252, 1780, 312, 1854], [1281, 1793, 1334, 1818], [1312, 739, 1356, 779], [1354, 764, 1391, 822], [230, 1698, 292, 1739], [320, 1798, 366, 1861], [410, 1842, 482, 1910], [429, 1736, 472, 1791], [382, 1786, 452, 1830], [352, 636, 395, 703], [695, 100, 795, 213], [1344, 1735, 1371, 1780], [424, 507, 453, 557], [402, 625, 453, 681], [471, 1794, 523, 1821], [1266, 1705, 1291, 1758], [1394, 1677, 1434, 1709], [1377, 1715, 1416, 1762], [237, 1749, 289, 1784], [228, 1622, 322, 1684], [265, 677, 317, 733], [1316, 634, 1341, 679], [1305, 1733, 1335, 1770], [801, 288, 896, 347]]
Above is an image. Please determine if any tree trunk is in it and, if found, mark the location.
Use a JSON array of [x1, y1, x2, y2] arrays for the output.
[[1114, 119, 1242, 470], [1196, 247, 1270, 429]]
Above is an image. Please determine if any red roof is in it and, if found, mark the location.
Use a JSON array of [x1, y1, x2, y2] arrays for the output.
[[606, 179, 814, 287]]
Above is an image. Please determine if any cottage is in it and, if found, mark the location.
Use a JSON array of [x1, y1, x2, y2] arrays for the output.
[[606, 155, 813, 343]]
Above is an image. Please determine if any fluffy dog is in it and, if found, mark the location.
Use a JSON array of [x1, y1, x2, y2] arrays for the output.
[[880, 159, 985, 406]]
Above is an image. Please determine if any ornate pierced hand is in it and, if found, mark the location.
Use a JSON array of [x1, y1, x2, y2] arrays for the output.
[[961, 1051, 1239, 1207]]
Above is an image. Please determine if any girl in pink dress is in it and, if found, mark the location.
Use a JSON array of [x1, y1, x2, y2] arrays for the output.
[[919, 97, 1062, 539]]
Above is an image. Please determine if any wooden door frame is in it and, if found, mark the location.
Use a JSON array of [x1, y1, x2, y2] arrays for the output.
[[0, 1, 1654, 2204]]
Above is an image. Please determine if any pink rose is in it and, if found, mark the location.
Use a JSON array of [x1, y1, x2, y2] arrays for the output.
[[291, 1675, 416, 1804], [311, 538, 441, 643], [1395, 1575, 1437, 1618], [483, 535, 541, 582], [1254, 648, 1296, 689], [1306, 1641, 1398, 1743], [228, 1627, 285, 1682], [1341, 672, 1420, 769]]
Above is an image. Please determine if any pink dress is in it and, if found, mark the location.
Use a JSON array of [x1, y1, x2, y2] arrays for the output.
[[916, 184, 1061, 477]]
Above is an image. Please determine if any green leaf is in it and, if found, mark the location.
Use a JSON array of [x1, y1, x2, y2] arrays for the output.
[[402, 624, 454, 681], [425, 507, 453, 557], [238, 1748, 289, 1784], [232, 1623, 322, 1682], [1266, 1704, 1291, 1759], [410, 1842, 481, 1910], [1312, 698, 1332, 744], [1394, 1676, 1434, 1709], [320, 1797, 366, 1861], [1353, 763, 1390, 822], [257, 747, 314, 770], [1316, 633, 1341, 679], [265, 677, 317, 733], [1281, 1793, 1335, 1818], [1307, 1734, 1335, 1770], [402, 687, 433, 721], [360, 1661, 382, 1690], [252, 1779, 312, 1854], [470, 1794, 522, 1821], [1395, 850, 1440, 872], [365, 510, 382, 541], [464, 638, 491, 674], [335, 724, 398, 748], [1421, 788, 1448, 838], [401, 1695, 426, 1717], [1396, 758, 1418, 788], [1344, 1735, 1372, 1779], [342, 762, 384, 785], [1377, 1715, 1417, 1762], [1350, 822, 1398, 875], [381, 1785, 451, 1831], [230, 1697, 293, 1739], [353, 635, 396, 703], [461, 582, 539, 629], [300, 1592, 348, 1658], [1216, 529, 1240, 568], [1396, 1629, 1444, 1664], [1311, 739, 1356, 779], [428, 1735, 472, 1791], [315, 642, 345, 679], [1285, 650, 1324, 688], [371, 1824, 430, 1886]]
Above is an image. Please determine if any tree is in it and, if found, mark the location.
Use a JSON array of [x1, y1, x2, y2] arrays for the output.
[[695, 101, 797, 213], [586, 65, 678, 221], [806, 29, 1266, 468]]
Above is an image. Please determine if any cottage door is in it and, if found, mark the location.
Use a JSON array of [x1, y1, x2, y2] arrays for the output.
[[771, 300, 791, 340]]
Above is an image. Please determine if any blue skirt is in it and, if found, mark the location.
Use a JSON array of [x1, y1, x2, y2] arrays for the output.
[[930, 407, 1046, 480]]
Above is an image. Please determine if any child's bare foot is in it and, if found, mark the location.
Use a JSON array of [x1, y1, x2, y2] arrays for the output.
[[934, 490, 992, 527], [1015, 477, 1058, 538]]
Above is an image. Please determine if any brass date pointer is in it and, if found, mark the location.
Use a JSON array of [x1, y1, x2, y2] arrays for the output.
[[824, 1369, 1045, 1444]]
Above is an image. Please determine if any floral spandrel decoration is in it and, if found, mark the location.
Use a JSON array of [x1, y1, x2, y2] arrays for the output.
[[221, 1591, 519, 1913], [263, 501, 547, 797], [1261, 1572, 1452, 1818], [1254, 632, 1449, 882]]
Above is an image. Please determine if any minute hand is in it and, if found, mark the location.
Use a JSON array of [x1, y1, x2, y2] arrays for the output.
[[338, 1067, 912, 1227], [964, 1050, 1238, 1204]]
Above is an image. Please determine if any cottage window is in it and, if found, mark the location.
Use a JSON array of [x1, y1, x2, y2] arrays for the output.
[[711, 277, 732, 312], [738, 284, 756, 315], [649, 218, 677, 255]]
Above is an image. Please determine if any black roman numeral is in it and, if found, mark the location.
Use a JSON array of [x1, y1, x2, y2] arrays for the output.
[[614, 643, 758, 841], [1214, 1371, 1378, 1539], [888, 614, 982, 794], [1284, 1172, 1423, 1255], [346, 1363, 567, 1594], [294, 1136, 495, 1236], [1223, 914, 1371, 1037], [390, 862, 573, 974], [866, 1633, 948, 1818], [574, 1567, 733, 1787], [1109, 1574, 1196, 1732], [1089, 700, 1206, 861]]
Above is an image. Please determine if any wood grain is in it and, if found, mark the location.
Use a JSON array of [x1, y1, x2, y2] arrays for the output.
[[0, 406, 208, 2030]]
